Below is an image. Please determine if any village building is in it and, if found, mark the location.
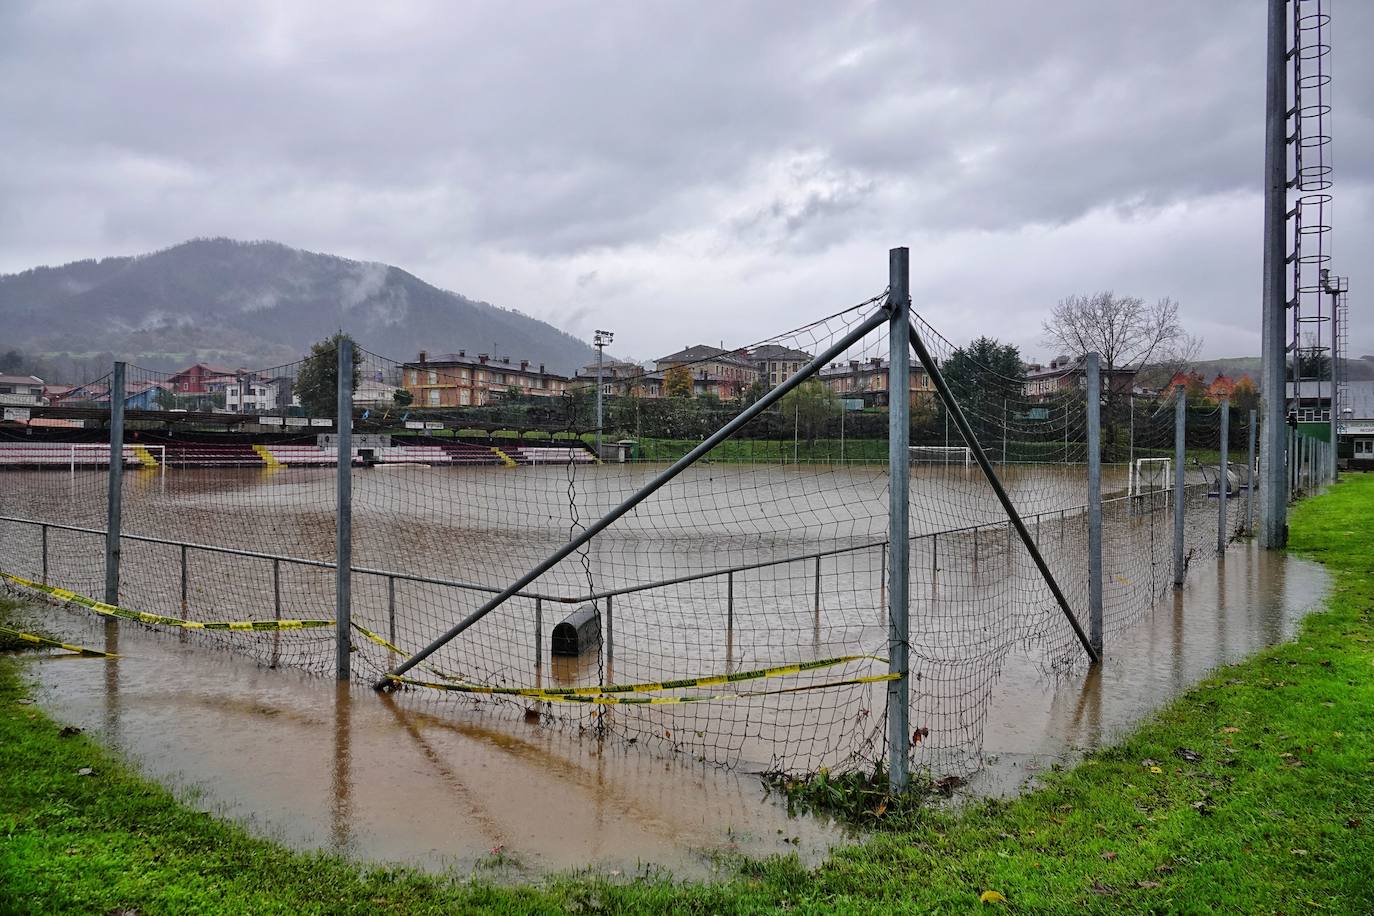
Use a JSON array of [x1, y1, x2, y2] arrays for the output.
[[748, 344, 814, 388], [0, 375, 47, 407], [818, 357, 935, 406], [575, 359, 648, 397], [166, 363, 243, 395], [402, 351, 571, 407], [653, 345, 759, 399], [1024, 356, 1138, 400]]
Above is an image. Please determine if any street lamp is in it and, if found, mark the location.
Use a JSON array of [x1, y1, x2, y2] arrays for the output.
[[593, 329, 614, 458]]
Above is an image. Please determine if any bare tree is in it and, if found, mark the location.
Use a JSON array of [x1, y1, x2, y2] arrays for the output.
[[1042, 292, 1199, 454]]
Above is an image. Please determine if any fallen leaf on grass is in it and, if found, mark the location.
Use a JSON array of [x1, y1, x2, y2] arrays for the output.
[[1290, 848, 1308, 856], [1221, 726, 1241, 734], [1174, 747, 1203, 763], [1089, 882, 1117, 896], [1141, 758, 1159, 768], [1149, 766, 1164, 774], [1346, 818, 1362, 829], [58, 725, 82, 738], [978, 890, 1006, 904], [76, 767, 93, 776], [1100, 851, 1118, 861], [1136, 880, 1161, 890]]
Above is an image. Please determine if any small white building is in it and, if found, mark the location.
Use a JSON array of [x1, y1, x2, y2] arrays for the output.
[[225, 377, 279, 413], [0, 375, 47, 407]]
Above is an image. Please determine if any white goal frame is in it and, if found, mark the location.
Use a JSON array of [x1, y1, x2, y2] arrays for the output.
[[1129, 457, 1171, 498], [909, 445, 973, 467]]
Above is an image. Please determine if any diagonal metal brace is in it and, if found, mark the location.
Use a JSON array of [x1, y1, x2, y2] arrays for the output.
[[907, 322, 1101, 665], [373, 304, 892, 690]]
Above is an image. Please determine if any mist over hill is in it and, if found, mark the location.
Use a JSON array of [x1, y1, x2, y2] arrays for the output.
[[0, 238, 597, 378]]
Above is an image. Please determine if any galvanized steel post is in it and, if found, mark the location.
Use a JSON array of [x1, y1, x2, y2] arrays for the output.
[[1259, 0, 1289, 548], [104, 361, 125, 606], [886, 247, 912, 794], [1219, 398, 1230, 552], [1173, 390, 1186, 589], [1085, 353, 1103, 655], [1247, 409, 1258, 535], [335, 338, 353, 681]]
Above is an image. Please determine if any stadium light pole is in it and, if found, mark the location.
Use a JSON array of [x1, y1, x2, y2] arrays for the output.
[[1322, 271, 1344, 481], [1259, 0, 1289, 548], [594, 329, 614, 459]]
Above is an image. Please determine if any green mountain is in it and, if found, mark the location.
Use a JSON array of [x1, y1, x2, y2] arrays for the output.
[[0, 238, 596, 380]]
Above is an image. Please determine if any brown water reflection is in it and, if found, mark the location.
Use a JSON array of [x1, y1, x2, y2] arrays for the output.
[[27, 608, 847, 877], [970, 542, 1326, 796], [16, 538, 1325, 877]]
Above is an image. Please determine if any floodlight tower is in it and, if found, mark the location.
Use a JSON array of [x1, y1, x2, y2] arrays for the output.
[[1260, 0, 1335, 548], [1322, 270, 1348, 479], [593, 329, 614, 458]]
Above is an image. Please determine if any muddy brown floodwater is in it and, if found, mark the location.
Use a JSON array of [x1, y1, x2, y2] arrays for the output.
[[14, 538, 1326, 879]]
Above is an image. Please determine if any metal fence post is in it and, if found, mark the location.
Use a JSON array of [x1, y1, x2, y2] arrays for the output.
[[534, 597, 542, 672], [1085, 353, 1103, 656], [1247, 409, 1257, 534], [604, 595, 613, 667], [726, 572, 734, 644], [886, 247, 911, 794], [180, 544, 188, 611], [387, 577, 397, 649], [40, 524, 49, 586], [1173, 390, 1186, 589], [1218, 398, 1230, 552], [335, 338, 353, 681], [104, 361, 125, 606]]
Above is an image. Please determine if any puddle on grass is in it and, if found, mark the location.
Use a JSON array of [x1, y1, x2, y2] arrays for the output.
[[21, 613, 849, 879], [969, 541, 1329, 797], [15, 540, 1327, 877]]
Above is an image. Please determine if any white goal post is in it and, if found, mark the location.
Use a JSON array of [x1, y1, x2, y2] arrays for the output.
[[1129, 457, 1171, 497], [909, 446, 973, 466]]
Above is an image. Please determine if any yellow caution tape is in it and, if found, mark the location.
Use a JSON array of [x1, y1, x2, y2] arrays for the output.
[[0, 623, 117, 658], [386, 654, 890, 699], [351, 622, 471, 683], [390, 671, 899, 704], [0, 572, 333, 632]]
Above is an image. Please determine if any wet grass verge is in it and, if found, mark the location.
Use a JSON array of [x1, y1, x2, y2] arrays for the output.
[[2, 477, 1373, 912]]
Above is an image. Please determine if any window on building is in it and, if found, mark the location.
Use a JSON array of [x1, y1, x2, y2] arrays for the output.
[[427, 370, 437, 385], [408, 370, 418, 384], [1355, 439, 1373, 457], [427, 389, 440, 406], [459, 389, 471, 406]]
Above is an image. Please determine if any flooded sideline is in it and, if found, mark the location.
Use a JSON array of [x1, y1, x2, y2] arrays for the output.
[[11, 538, 1327, 878], [20, 610, 849, 879], [972, 541, 1329, 796]]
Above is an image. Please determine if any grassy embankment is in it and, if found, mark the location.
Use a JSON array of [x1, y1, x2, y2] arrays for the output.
[[2, 478, 1371, 913]]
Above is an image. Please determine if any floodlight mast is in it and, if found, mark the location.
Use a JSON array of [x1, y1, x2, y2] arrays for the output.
[[593, 329, 614, 458]]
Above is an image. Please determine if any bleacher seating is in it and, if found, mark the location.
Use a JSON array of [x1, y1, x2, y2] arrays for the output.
[[0, 443, 140, 467], [513, 446, 596, 464], [161, 443, 265, 468]]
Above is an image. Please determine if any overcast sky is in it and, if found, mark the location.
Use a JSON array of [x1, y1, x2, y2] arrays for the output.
[[2, 1, 1370, 363]]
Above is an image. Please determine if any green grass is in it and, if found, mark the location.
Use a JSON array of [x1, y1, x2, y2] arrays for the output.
[[3, 478, 1373, 912]]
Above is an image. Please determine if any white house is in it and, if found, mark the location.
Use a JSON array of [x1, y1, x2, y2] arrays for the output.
[[225, 376, 279, 413], [0, 375, 47, 407]]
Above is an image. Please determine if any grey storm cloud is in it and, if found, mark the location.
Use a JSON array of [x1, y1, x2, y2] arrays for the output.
[[0, 0, 1370, 359]]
